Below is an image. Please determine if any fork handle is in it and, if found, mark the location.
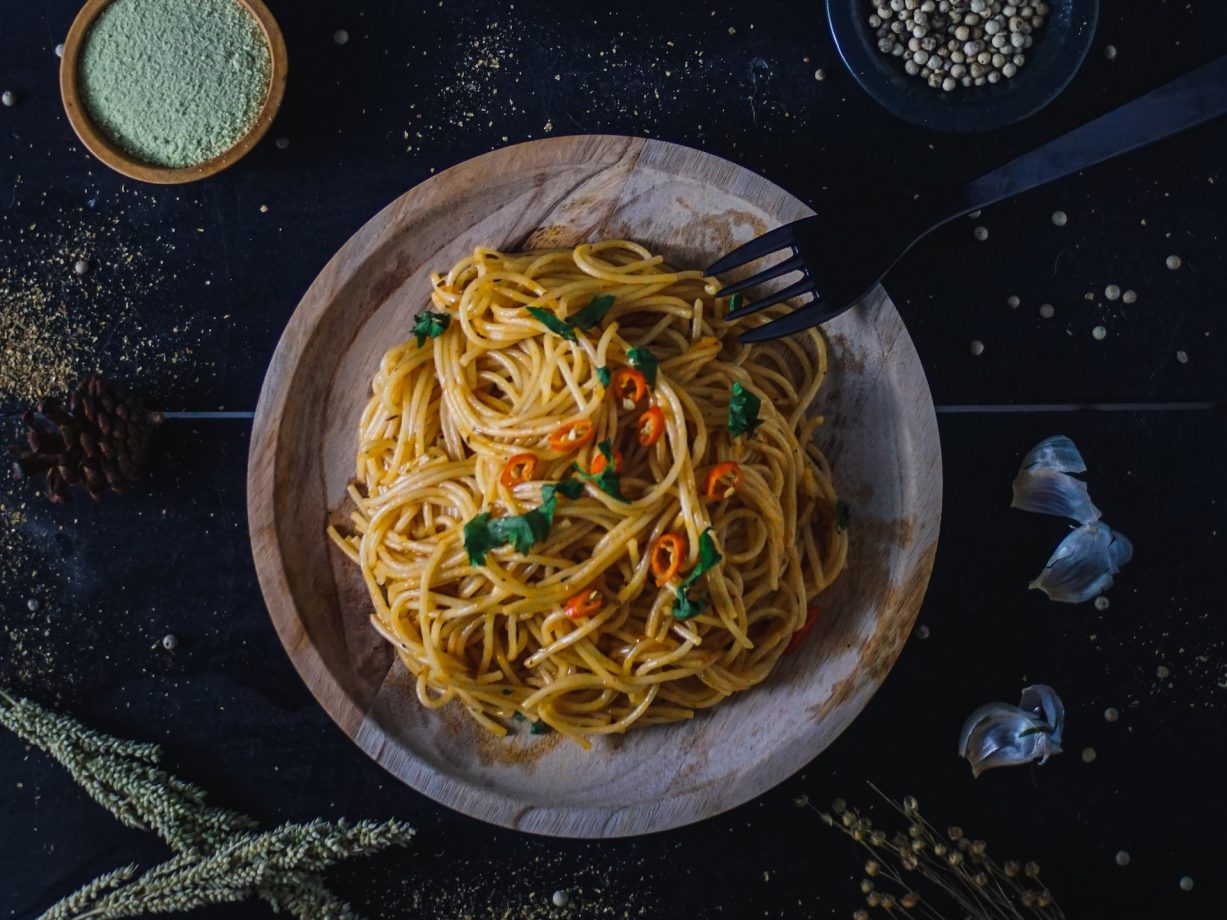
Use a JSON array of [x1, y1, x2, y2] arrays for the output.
[[944, 54, 1227, 219]]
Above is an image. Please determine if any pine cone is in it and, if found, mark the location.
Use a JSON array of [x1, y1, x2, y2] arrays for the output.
[[9, 375, 162, 503]]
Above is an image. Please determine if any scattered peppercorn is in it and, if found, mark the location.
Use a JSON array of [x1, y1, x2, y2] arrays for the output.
[[1104, 284, 1120, 301], [1, 90, 16, 107], [1092, 325, 1106, 340], [973, 225, 988, 241], [1176, 350, 1189, 364], [1081, 747, 1097, 763], [551, 890, 570, 908], [1115, 851, 1130, 867], [969, 339, 985, 356], [1104, 707, 1119, 722], [26, 597, 40, 612], [815, 68, 826, 81], [1006, 294, 1020, 308], [1165, 254, 1182, 270], [333, 29, 349, 45], [1122, 289, 1138, 304], [73, 259, 91, 276], [162, 633, 180, 650], [1051, 210, 1067, 226], [1039, 303, 1054, 318], [1103, 44, 1117, 60], [274, 136, 290, 149], [1094, 596, 1110, 611], [1179, 876, 1194, 892]]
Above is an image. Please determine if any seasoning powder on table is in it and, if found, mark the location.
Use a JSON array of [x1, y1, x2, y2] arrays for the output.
[[79, 0, 271, 169]]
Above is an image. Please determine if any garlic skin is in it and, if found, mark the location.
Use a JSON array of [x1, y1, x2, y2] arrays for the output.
[[958, 685, 1065, 778], [1011, 468, 1101, 524], [1019, 435, 1087, 474], [1030, 522, 1134, 604], [1012, 435, 1132, 603]]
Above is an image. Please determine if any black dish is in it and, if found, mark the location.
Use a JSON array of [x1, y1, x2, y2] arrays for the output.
[[827, 0, 1100, 133]]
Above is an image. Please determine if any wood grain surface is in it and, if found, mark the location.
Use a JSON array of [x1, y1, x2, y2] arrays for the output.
[[247, 134, 942, 838]]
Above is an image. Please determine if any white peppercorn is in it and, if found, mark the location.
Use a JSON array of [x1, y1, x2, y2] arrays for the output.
[[1104, 44, 1117, 60], [867, 0, 1046, 89], [1039, 303, 1054, 318], [1179, 877, 1194, 892], [552, 890, 570, 907], [973, 225, 988, 241], [333, 28, 350, 45], [1166, 254, 1182, 270], [1122, 289, 1137, 304], [1007, 295, 1020, 308], [1051, 210, 1067, 226], [1092, 325, 1107, 341], [74, 259, 91, 276], [969, 339, 985, 356], [1, 90, 15, 107], [1104, 284, 1121, 301]]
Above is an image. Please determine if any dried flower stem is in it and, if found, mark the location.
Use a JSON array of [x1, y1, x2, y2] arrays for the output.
[[1, 689, 414, 920], [818, 783, 1065, 920]]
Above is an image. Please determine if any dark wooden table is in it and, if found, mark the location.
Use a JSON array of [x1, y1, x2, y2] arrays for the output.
[[2, 2, 1224, 918]]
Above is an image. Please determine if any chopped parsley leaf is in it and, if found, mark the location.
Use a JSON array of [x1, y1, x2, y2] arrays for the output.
[[835, 499, 851, 532], [680, 529, 723, 589], [567, 293, 616, 330], [595, 366, 611, 388], [529, 719, 551, 735], [463, 512, 496, 565], [627, 346, 659, 388], [573, 442, 627, 501], [526, 306, 578, 342], [543, 479, 585, 502], [728, 381, 763, 438], [412, 310, 451, 347], [728, 292, 742, 312], [672, 588, 707, 621]]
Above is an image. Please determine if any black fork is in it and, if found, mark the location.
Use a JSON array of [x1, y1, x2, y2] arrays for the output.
[[710, 53, 1227, 343]]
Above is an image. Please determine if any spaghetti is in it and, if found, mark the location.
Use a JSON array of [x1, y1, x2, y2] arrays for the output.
[[328, 241, 847, 747]]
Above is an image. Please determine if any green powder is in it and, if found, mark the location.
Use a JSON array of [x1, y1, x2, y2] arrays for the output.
[[79, 0, 271, 169]]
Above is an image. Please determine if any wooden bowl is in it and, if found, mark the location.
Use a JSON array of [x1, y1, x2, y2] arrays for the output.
[[59, 0, 287, 184], [247, 135, 942, 838]]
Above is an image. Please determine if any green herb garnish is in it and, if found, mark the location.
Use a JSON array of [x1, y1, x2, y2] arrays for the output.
[[728, 381, 763, 438], [595, 366, 611, 388], [464, 481, 589, 565], [513, 711, 526, 722], [627, 346, 659, 388], [672, 588, 708, 621], [526, 306, 578, 342], [412, 310, 451, 347], [572, 441, 626, 501], [567, 293, 616, 330], [728, 292, 742, 312], [672, 530, 723, 620], [680, 529, 723, 589], [529, 719, 551, 735], [543, 479, 585, 502], [835, 499, 851, 532]]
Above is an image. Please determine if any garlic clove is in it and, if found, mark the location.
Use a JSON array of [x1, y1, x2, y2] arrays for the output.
[[1011, 468, 1101, 524], [1018, 435, 1087, 474], [1029, 522, 1133, 604], [958, 704, 1050, 778], [1018, 684, 1065, 746]]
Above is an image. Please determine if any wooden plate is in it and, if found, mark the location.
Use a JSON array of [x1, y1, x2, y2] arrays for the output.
[[247, 135, 941, 838]]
